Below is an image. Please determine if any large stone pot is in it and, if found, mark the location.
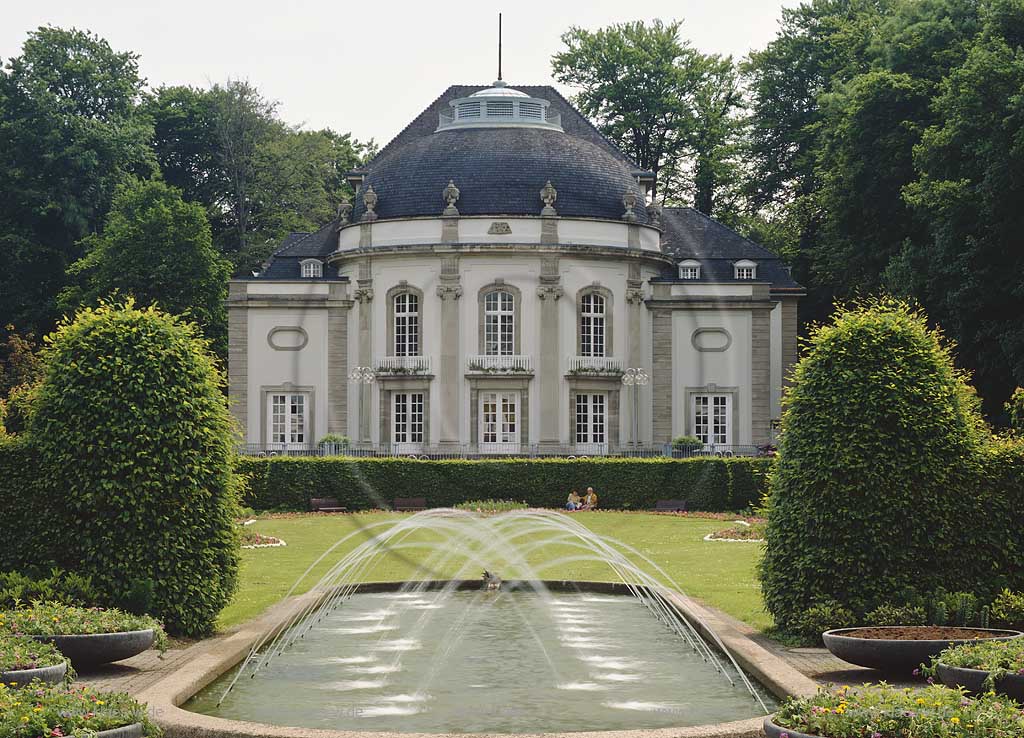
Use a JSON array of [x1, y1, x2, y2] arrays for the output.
[[0, 661, 67, 687], [936, 662, 1024, 702], [822, 626, 1023, 674], [30, 629, 155, 669], [763, 717, 826, 738], [95, 723, 144, 738]]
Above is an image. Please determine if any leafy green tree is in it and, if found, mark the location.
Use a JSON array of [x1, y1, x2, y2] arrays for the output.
[[29, 301, 240, 635], [0, 27, 155, 334], [61, 179, 230, 354], [0, 326, 43, 400]]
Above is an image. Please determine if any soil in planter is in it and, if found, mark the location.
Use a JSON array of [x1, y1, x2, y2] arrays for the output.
[[842, 626, 1005, 640]]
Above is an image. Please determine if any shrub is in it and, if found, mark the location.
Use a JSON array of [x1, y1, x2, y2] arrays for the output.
[[234, 456, 771, 513], [863, 603, 927, 626], [773, 683, 1024, 737], [26, 301, 240, 636], [671, 435, 702, 448], [1007, 387, 1024, 431], [2, 602, 168, 654], [0, 570, 99, 610], [990, 589, 1024, 629], [318, 433, 350, 450], [928, 638, 1024, 689], [0, 683, 159, 737], [792, 599, 857, 645], [760, 299, 988, 634]]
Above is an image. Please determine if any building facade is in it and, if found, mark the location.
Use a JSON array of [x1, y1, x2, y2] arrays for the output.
[[228, 82, 803, 454]]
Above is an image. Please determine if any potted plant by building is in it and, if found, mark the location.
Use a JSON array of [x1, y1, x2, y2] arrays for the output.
[[2, 602, 167, 669], [670, 435, 702, 455], [0, 633, 69, 686], [317, 433, 351, 455], [929, 637, 1024, 702], [764, 683, 1024, 738], [0, 682, 158, 738]]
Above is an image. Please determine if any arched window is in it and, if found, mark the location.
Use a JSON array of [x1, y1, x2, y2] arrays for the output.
[[580, 292, 606, 357], [393, 292, 420, 356], [300, 259, 322, 278], [484, 290, 515, 356]]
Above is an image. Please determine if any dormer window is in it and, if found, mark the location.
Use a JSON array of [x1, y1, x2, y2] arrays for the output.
[[679, 260, 701, 280], [301, 259, 323, 279], [734, 260, 757, 280]]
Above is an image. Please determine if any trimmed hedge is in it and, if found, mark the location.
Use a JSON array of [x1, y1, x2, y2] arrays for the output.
[[235, 456, 772, 512]]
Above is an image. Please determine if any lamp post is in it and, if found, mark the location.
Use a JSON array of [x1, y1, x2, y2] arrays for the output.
[[621, 367, 649, 451], [348, 366, 376, 445]]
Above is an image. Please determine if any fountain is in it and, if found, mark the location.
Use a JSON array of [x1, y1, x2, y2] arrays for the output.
[[184, 509, 779, 734]]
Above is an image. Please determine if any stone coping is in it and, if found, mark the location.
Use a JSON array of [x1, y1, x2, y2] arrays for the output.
[[138, 580, 814, 738]]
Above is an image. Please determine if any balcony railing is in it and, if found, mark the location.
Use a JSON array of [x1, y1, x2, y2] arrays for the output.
[[374, 356, 432, 374], [466, 354, 533, 374], [238, 443, 769, 459], [567, 356, 624, 375]]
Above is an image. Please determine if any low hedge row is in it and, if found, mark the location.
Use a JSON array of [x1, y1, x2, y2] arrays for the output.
[[234, 456, 772, 512]]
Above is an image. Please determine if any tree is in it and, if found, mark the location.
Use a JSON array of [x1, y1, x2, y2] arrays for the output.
[[0, 325, 43, 400], [552, 19, 741, 209], [0, 27, 155, 334], [61, 179, 230, 354]]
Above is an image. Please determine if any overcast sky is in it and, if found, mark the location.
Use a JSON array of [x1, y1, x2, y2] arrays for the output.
[[2, 0, 802, 145]]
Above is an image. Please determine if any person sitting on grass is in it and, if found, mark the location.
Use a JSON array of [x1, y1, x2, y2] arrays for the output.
[[566, 489, 581, 511], [580, 487, 598, 510]]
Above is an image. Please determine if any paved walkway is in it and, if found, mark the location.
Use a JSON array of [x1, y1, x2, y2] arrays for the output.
[[76, 642, 197, 695]]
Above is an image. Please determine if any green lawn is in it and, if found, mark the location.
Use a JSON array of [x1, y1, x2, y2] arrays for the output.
[[219, 511, 769, 632]]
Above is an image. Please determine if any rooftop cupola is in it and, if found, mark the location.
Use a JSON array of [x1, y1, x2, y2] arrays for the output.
[[436, 80, 563, 132]]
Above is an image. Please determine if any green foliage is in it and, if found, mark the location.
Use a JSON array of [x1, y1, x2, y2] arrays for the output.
[[1006, 388, 1024, 431], [25, 301, 240, 636], [0, 633, 66, 673], [318, 433, 350, 449], [671, 435, 702, 448], [793, 599, 857, 645], [61, 178, 230, 354], [760, 299, 990, 633], [863, 603, 927, 627], [931, 637, 1024, 690], [235, 456, 772, 513], [0, 570, 99, 610], [990, 589, 1024, 629], [0, 326, 42, 400], [2, 602, 167, 654], [0, 683, 160, 737], [452, 500, 529, 513]]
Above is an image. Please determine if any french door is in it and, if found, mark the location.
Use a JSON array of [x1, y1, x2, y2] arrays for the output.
[[575, 393, 608, 454], [693, 394, 730, 446], [480, 391, 520, 454], [392, 392, 425, 453], [268, 393, 308, 449]]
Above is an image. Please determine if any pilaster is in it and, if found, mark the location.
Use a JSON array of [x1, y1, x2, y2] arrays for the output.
[[625, 263, 646, 446], [780, 297, 799, 389], [326, 282, 349, 435], [227, 281, 249, 437], [536, 256, 563, 447], [436, 256, 462, 446], [355, 259, 374, 444], [651, 309, 673, 444], [751, 306, 772, 445]]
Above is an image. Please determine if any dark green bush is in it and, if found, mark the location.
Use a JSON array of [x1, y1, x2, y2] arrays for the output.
[[793, 598, 857, 644], [864, 603, 927, 626], [991, 589, 1024, 629], [235, 456, 771, 512], [26, 301, 240, 636], [0, 569, 99, 609], [760, 299, 990, 634]]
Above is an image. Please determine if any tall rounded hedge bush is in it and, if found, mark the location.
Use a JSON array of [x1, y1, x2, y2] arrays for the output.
[[29, 301, 240, 636], [760, 299, 986, 634]]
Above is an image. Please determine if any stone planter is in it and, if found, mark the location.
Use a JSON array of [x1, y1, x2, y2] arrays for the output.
[[936, 662, 1024, 702], [0, 661, 67, 687], [95, 723, 144, 738], [763, 717, 826, 738], [822, 626, 1023, 674], [30, 629, 155, 669]]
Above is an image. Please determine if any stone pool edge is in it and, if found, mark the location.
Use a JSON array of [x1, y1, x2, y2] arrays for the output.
[[138, 581, 816, 738]]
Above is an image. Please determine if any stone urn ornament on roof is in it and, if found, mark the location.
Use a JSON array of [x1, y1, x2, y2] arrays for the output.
[[442, 179, 460, 216], [540, 180, 558, 216], [622, 190, 638, 222], [361, 185, 378, 222]]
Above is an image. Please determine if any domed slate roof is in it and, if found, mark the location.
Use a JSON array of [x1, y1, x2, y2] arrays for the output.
[[348, 85, 652, 225]]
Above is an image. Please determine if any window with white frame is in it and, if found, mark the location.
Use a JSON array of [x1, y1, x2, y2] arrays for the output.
[[575, 393, 607, 449], [734, 260, 757, 280], [393, 392, 424, 445], [580, 292, 606, 357], [269, 393, 308, 445], [301, 260, 323, 278], [693, 394, 730, 446], [393, 292, 420, 356], [679, 260, 701, 280], [480, 391, 519, 448], [484, 290, 515, 356]]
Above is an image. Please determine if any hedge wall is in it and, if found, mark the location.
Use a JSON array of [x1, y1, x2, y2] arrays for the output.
[[234, 456, 772, 512]]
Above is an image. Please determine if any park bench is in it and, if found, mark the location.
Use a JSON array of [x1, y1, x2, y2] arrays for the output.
[[654, 499, 687, 513], [393, 497, 428, 512], [310, 497, 348, 513]]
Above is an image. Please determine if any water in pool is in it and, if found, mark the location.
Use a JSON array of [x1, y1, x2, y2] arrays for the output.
[[187, 589, 777, 733]]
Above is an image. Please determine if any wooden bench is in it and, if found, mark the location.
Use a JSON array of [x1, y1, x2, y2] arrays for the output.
[[393, 497, 427, 512], [310, 497, 348, 513], [654, 499, 687, 513]]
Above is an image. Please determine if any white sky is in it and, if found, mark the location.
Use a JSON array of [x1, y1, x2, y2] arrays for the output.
[[2, 0, 802, 145]]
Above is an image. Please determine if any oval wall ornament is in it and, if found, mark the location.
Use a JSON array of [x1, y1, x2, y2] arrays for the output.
[[267, 326, 309, 352], [691, 328, 732, 353]]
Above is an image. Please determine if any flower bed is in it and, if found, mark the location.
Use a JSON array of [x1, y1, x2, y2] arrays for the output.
[[770, 683, 1024, 737], [0, 633, 65, 672], [705, 521, 766, 541], [929, 638, 1024, 700], [240, 530, 286, 549], [0, 682, 158, 737], [1, 602, 168, 653], [452, 499, 529, 513]]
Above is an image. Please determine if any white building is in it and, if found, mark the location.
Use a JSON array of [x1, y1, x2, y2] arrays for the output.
[[228, 82, 803, 455]]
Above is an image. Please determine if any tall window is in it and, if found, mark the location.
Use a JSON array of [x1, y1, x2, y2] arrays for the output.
[[393, 393, 424, 446], [481, 391, 519, 450], [580, 293, 606, 357], [693, 394, 729, 446], [575, 393, 607, 450], [394, 293, 420, 356], [269, 393, 307, 445], [484, 290, 515, 355]]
